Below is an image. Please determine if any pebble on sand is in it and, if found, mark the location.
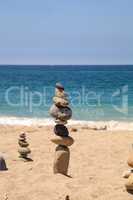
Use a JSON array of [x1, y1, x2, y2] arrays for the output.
[[0, 156, 7, 171]]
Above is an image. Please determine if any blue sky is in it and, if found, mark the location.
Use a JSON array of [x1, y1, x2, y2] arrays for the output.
[[0, 0, 132, 65]]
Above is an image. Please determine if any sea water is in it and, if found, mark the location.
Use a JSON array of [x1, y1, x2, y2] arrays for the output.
[[0, 65, 133, 129]]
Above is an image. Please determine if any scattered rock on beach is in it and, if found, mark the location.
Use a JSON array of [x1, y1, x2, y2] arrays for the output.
[[71, 127, 78, 132], [81, 125, 107, 131], [0, 156, 7, 171], [65, 195, 70, 200]]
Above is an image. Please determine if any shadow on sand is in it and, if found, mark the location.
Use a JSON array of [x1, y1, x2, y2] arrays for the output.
[[127, 190, 133, 195]]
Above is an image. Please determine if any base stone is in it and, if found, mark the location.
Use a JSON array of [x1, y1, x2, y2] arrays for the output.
[[125, 174, 133, 190], [53, 145, 70, 175], [0, 156, 7, 171]]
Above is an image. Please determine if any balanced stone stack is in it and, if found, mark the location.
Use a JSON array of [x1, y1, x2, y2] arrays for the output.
[[50, 83, 74, 175], [18, 133, 31, 160], [123, 144, 133, 191]]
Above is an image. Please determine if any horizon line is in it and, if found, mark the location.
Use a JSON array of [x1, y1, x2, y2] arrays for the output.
[[0, 64, 133, 66]]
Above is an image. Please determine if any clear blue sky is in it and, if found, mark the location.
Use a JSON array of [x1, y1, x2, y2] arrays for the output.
[[0, 0, 132, 65]]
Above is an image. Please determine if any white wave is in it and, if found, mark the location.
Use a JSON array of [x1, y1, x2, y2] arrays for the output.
[[69, 120, 133, 131], [0, 116, 54, 126], [0, 116, 133, 130]]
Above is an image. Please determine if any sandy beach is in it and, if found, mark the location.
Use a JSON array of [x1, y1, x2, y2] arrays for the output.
[[0, 125, 133, 200]]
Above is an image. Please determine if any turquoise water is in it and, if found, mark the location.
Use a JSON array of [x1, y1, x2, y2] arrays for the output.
[[0, 65, 133, 121]]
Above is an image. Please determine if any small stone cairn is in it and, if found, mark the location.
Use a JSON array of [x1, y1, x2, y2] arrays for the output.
[[123, 144, 133, 191], [50, 83, 74, 175], [18, 133, 31, 160]]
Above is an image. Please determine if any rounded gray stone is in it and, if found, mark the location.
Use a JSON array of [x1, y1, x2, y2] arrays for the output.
[[50, 104, 72, 121]]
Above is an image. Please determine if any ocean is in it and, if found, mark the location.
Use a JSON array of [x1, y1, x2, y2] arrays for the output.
[[0, 65, 133, 129]]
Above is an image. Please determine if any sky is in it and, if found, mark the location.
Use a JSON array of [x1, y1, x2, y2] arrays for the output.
[[0, 0, 133, 65]]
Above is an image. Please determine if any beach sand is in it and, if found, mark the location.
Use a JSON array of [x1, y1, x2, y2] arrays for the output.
[[0, 125, 133, 200]]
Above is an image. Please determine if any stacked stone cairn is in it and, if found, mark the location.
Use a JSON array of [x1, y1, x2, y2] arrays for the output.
[[123, 144, 133, 191], [18, 133, 31, 160], [50, 83, 74, 175], [0, 155, 7, 171]]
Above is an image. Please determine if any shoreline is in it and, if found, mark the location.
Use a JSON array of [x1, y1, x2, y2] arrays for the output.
[[0, 116, 133, 130]]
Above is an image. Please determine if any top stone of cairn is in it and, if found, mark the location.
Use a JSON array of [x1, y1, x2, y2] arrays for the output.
[[56, 83, 64, 90]]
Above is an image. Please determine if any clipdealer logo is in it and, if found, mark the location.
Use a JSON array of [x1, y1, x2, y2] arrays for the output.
[[4, 85, 129, 116], [111, 85, 128, 115]]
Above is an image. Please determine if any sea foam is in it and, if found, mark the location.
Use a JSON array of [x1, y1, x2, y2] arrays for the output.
[[0, 116, 133, 131]]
